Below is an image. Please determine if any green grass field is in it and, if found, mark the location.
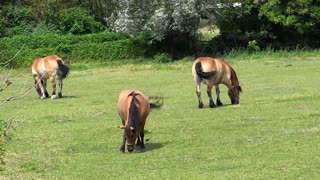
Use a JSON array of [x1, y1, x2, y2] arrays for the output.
[[1, 52, 320, 179]]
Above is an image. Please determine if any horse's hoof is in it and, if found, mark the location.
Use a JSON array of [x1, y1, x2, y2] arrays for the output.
[[209, 105, 217, 108], [217, 102, 223, 106], [209, 102, 216, 108], [40, 96, 46, 99], [198, 104, 204, 108], [51, 95, 58, 99]]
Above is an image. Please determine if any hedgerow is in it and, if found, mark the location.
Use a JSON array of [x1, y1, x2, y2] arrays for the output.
[[0, 32, 146, 67]]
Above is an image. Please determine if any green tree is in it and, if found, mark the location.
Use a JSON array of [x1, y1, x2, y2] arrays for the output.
[[204, 0, 320, 52], [259, 0, 320, 46], [59, 7, 105, 35], [259, 0, 320, 34]]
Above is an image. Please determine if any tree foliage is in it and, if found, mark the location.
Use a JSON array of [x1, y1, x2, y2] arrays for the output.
[[259, 0, 320, 34], [203, 0, 320, 53], [1, 0, 320, 55], [0, 0, 106, 37]]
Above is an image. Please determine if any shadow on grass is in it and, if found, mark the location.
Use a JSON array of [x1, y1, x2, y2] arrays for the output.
[[135, 142, 168, 153], [61, 95, 77, 99], [196, 104, 239, 109], [146, 142, 165, 151]]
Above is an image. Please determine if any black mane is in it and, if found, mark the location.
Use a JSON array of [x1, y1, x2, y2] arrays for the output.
[[230, 67, 242, 92], [127, 91, 141, 132]]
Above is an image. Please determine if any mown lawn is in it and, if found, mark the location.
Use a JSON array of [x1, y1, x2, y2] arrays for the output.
[[1, 53, 320, 179]]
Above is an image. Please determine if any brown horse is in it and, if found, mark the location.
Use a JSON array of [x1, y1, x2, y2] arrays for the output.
[[192, 57, 242, 108], [117, 90, 162, 153], [31, 55, 69, 99]]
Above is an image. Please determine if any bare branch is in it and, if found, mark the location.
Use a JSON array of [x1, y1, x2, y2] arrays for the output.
[[1, 44, 31, 104], [0, 107, 26, 141], [0, 82, 33, 105]]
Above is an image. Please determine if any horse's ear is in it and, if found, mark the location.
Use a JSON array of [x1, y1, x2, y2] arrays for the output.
[[118, 125, 125, 129]]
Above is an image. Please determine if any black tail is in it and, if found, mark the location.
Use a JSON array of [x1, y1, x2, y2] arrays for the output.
[[195, 62, 215, 79], [57, 60, 70, 79], [148, 95, 164, 109]]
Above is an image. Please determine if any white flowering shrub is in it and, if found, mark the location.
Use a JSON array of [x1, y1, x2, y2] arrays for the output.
[[108, 0, 200, 43]]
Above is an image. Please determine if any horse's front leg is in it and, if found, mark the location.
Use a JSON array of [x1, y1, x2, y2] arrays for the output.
[[207, 84, 216, 108], [58, 79, 63, 98], [215, 85, 223, 106], [49, 76, 58, 99], [120, 134, 126, 153], [138, 131, 145, 150]]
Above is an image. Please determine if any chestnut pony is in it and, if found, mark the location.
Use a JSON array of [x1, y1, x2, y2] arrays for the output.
[[192, 57, 242, 108], [117, 90, 162, 153], [31, 55, 69, 99]]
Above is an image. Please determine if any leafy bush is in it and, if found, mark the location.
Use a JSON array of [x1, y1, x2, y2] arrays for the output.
[[153, 53, 172, 63], [248, 40, 260, 52], [0, 6, 35, 37], [59, 7, 105, 35], [0, 32, 146, 67], [0, 4, 106, 37]]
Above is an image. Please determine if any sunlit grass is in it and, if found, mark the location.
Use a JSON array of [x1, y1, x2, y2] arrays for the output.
[[1, 52, 320, 179]]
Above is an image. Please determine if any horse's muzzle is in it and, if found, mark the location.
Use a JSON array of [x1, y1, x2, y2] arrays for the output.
[[127, 144, 134, 152], [231, 98, 239, 104]]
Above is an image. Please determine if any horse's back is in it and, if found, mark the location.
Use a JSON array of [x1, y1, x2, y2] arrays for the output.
[[192, 57, 228, 83], [192, 57, 228, 72], [31, 55, 63, 78], [117, 90, 150, 125]]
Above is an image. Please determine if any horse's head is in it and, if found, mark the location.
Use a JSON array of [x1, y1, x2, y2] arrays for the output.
[[119, 125, 138, 152], [125, 125, 138, 152], [228, 85, 242, 104], [228, 67, 242, 104]]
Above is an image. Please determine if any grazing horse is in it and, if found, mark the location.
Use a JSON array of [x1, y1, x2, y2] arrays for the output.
[[117, 90, 162, 153], [192, 57, 242, 108], [31, 55, 69, 99]]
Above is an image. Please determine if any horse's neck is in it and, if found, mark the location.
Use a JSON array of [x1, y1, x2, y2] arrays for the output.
[[127, 108, 140, 131], [230, 68, 239, 86]]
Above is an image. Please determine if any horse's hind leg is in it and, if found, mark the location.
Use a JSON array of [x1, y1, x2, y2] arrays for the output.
[[207, 84, 216, 108], [35, 76, 47, 99], [58, 79, 63, 98], [195, 81, 204, 108], [34, 78, 42, 97], [42, 79, 49, 98], [215, 85, 223, 106], [49, 76, 58, 99]]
